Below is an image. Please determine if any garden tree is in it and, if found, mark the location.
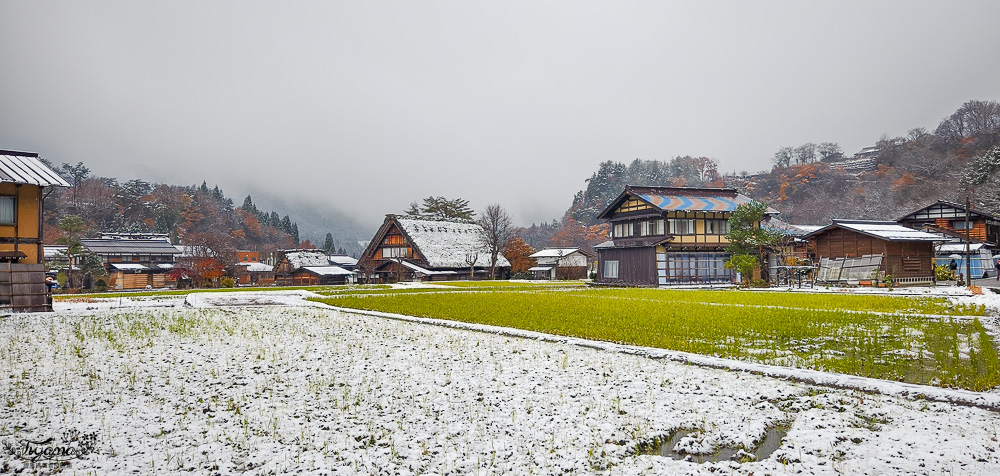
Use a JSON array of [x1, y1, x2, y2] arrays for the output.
[[817, 142, 843, 162], [724, 201, 780, 285], [60, 162, 90, 208], [76, 251, 107, 289], [323, 233, 335, 253], [419, 196, 475, 221], [56, 215, 87, 288], [477, 203, 515, 279], [464, 251, 479, 281], [503, 237, 536, 275]]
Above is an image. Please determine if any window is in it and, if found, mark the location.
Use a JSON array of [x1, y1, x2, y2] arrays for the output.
[[0, 196, 13, 225], [613, 222, 634, 238], [669, 219, 695, 235], [706, 219, 729, 235], [954, 221, 972, 230], [382, 247, 408, 258], [603, 260, 619, 278], [640, 221, 649, 236], [654, 219, 665, 235]]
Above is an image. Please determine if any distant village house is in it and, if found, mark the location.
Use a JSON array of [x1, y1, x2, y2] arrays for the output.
[[528, 248, 593, 280]]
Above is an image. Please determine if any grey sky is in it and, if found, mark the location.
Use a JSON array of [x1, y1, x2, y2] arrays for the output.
[[2, 1, 999, 231]]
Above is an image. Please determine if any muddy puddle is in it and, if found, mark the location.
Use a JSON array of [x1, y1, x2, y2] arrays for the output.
[[638, 425, 788, 463]]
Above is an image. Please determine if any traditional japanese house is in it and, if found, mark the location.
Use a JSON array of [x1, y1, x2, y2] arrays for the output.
[[228, 262, 275, 286], [897, 200, 1000, 247], [273, 249, 354, 285], [528, 248, 594, 280], [803, 220, 942, 286], [594, 186, 775, 286], [357, 215, 510, 282], [80, 238, 182, 289], [0, 150, 70, 311]]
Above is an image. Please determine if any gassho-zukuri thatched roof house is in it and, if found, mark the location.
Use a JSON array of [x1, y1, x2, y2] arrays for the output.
[[357, 214, 511, 282]]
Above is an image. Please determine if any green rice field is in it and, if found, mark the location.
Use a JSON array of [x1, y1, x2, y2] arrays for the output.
[[314, 287, 999, 391]]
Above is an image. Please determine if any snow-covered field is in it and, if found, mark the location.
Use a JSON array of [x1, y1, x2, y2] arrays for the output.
[[1, 289, 999, 474]]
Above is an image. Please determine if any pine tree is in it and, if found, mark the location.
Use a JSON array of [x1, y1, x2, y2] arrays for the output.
[[323, 233, 335, 253]]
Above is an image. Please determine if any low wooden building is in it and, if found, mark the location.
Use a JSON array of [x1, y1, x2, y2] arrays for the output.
[[528, 248, 593, 280], [594, 186, 775, 286], [803, 220, 943, 286], [229, 262, 275, 286], [80, 238, 182, 289], [897, 200, 1000, 246], [357, 215, 510, 282], [0, 151, 70, 311], [273, 249, 354, 285]]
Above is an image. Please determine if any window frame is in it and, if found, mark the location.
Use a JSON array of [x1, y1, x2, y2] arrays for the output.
[[603, 260, 619, 279], [0, 195, 14, 225]]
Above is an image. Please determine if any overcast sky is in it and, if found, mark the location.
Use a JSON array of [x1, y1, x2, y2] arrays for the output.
[[2, 1, 999, 230]]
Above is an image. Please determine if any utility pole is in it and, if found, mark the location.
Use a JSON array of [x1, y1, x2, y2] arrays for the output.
[[965, 197, 972, 288]]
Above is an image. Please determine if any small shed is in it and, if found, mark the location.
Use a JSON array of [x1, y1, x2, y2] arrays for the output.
[[528, 248, 594, 280], [273, 249, 354, 285], [803, 220, 943, 286]]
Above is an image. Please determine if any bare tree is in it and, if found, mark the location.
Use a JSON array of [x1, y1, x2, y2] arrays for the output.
[[477, 204, 514, 280], [464, 251, 478, 281]]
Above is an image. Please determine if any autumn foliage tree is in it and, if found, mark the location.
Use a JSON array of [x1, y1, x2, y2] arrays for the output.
[[503, 237, 536, 276]]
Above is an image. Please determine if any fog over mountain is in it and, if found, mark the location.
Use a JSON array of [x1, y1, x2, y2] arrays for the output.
[[3, 1, 999, 230]]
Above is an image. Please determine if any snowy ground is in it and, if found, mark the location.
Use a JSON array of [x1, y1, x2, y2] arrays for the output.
[[0, 288, 998, 474]]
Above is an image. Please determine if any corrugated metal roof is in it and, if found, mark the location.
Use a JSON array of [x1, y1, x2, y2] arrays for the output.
[[529, 248, 582, 258], [303, 266, 354, 276], [0, 155, 70, 187], [81, 239, 183, 255], [805, 220, 944, 242]]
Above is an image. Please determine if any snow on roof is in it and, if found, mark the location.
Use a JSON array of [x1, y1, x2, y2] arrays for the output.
[[396, 217, 510, 268], [82, 239, 183, 255], [233, 262, 273, 272], [110, 263, 149, 270], [282, 250, 331, 269], [303, 266, 353, 276], [327, 255, 358, 267], [528, 265, 554, 271], [0, 153, 71, 187], [938, 243, 987, 253], [529, 248, 583, 258], [399, 260, 457, 275], [808, 220, 944, 242]]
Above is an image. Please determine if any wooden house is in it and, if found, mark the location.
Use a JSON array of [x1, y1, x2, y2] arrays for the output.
[[594, 186, 775, 286], [80, 238, 182, 289], [0, 150, 70, 311], [357, 215, 510, 282], [228, 262, 275, 286], [803, 220, 942, 286], [897, 200, 1000, 247], [528, 248, 593, 280], [273, 249, 354, 285]]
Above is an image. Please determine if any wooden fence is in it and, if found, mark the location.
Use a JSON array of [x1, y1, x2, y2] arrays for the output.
[[0, 263, 52, 312]]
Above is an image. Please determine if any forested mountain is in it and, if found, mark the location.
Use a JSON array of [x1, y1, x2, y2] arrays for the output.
[[43, 168, 304, 255], [563, 99, 1000, 227]]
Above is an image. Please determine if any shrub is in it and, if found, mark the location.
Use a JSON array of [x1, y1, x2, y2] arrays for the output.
[[220, 277, 236, 288]]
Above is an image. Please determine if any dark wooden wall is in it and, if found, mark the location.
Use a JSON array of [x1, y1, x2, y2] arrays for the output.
[[811, 228, 934, 279], [596, 247, 656, 286]]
